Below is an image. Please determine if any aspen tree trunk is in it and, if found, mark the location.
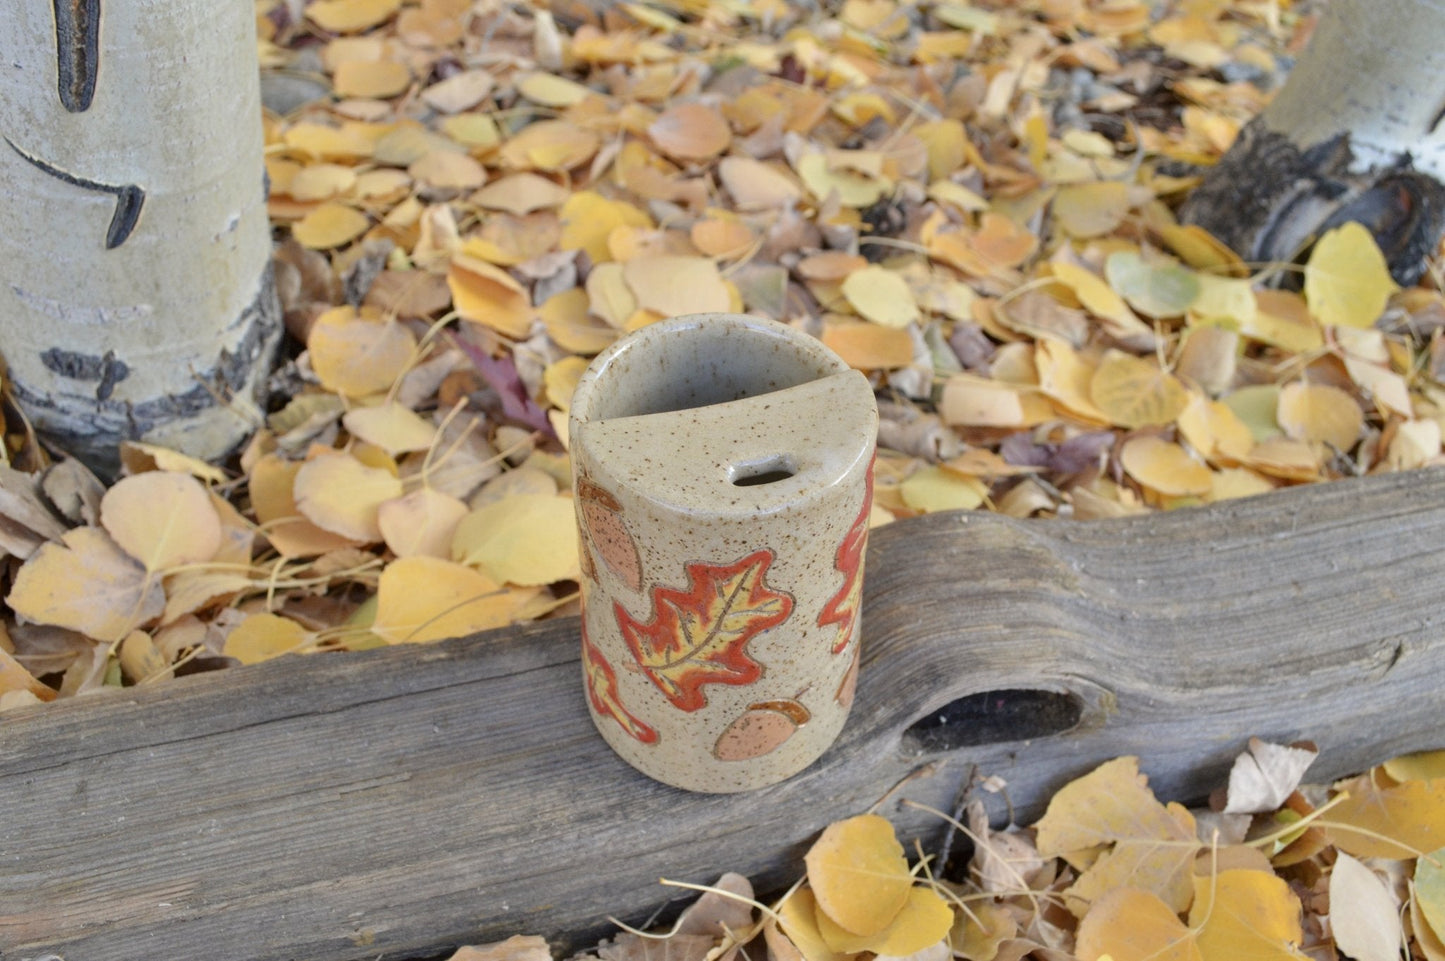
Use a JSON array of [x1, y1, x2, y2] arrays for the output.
[[1181, 0, 1445, 285], [0, 0, 279, 475]]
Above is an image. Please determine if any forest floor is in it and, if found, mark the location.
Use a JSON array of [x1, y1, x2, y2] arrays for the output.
[[3, 0, 1445, 958]]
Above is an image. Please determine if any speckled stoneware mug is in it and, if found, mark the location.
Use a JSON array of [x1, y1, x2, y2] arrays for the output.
[[569, 313, 878, 793]]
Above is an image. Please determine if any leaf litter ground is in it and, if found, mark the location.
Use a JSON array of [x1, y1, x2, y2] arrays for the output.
[[3, 0, 1445, 956]]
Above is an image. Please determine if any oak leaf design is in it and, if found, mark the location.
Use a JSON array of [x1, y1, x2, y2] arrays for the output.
[[616, 549, 794, 711], [582, 621, 657, 744], [818, 458, 874, 654]]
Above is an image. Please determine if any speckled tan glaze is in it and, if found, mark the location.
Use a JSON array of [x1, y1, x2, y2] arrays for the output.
[[569, 313, 877, 793]]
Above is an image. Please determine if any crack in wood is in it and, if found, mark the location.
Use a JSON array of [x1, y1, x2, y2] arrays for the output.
[[53, 0, 101, 113], [5, 135, 142, 248]]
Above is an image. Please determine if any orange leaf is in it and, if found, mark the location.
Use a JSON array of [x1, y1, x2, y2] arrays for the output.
[[617, 549, 793, 711], [582, 621, 657, 744], [448, 255, 532, 338], [332, 59, 411, 99], [717, 157, 802, 210], [817, 461, 872, 655], [821, 322, 915, 370], [1121, 436, 1213, 497], [971, 212, 1037, 269], [649, 103, 732, 161]]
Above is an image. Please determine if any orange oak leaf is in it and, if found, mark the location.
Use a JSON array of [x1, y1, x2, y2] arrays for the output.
[[582, 621, 657, 744], [616, 549, 794, 712], [818, 457, 874, 655]]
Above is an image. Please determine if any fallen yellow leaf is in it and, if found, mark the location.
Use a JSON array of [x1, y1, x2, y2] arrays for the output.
[[6, 528, 164, 642], [1035, 338, 1110, 425], [100, 471, 223, 572], [224, 613, 312, 665], [1075, 887, 1201, 961], [293, 452, 404, 543], [118, 630, 171, 684], [1304, 222, 1399, 329], [448, 255, 533, 339], [775, 889, 853, 961], [1326, 769, 1445, 859], [0, 644, 56, 701], [1384, 750, 1445, 782], [1177, 394, 1254, 465], [1035, 756, 1200, 915], [250, 454, 358, 559], [343, 403, 438, 455], [840, 265, 919, 329], [377, 487, 469, 559], [308, 0, 402, 34], [649, 102, 732, 161], [451, 494, 580, 586], [515, 72, 593, 108], [803, 813, 912, 937], [796, 153, 890, 208], [1275, 383, 1363, 450], [1188, 869, 1303, 960], [371, 556, 524, 643], [559, 191, 652, 263], [292, 202, 371, 250], [622, 256, 731, 318], [1121, 436, 1213, 498], [899, 465, 986, 513], [308, 307, 418, 398], [1053, 181, 1131, 239], [1090, 350, 1190, 429], [814, 884, 952, 955]]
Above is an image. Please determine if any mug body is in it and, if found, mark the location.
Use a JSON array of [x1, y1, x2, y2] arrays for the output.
[[569, 313, 877, 793]]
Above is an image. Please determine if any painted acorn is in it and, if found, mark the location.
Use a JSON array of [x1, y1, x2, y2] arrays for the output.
[[713, 698, 811, 762], [577, 477, 643, 592]]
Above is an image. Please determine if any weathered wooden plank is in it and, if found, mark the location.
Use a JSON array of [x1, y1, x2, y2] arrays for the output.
[[4, 468, 1445, 961]]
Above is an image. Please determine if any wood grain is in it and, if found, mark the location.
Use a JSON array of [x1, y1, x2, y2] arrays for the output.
[[4, 469, 1445, 961]]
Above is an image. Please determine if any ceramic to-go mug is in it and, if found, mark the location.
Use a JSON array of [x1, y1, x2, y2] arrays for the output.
[[568, 313, 878, 793]]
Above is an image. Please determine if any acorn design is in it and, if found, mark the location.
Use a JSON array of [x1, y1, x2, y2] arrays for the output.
[[577, 477, 643, 592], [713, 698, 811, 761]]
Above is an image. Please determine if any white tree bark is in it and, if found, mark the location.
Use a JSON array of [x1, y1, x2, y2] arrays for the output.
[[1181, 0, 1445, 284], [1260, 0, 1445, 177], [0, 0, 279, 473]]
